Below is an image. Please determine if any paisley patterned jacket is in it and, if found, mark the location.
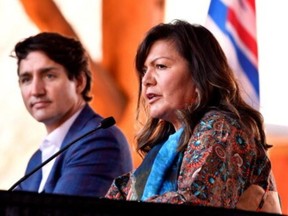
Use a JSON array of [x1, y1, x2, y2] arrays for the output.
[[105, 110, 281, 213]]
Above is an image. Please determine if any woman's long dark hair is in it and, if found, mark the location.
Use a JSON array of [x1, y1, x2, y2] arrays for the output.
[[135, 20, 269, 157]]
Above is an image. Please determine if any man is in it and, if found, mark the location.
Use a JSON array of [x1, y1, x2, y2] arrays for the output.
[[12, 32, 133, 197]]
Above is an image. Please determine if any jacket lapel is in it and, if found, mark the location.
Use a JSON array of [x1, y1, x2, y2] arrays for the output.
[[43, 104, 101, 192]]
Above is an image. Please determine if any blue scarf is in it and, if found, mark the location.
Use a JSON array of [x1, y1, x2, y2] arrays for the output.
[[141, 128, 184, 201]]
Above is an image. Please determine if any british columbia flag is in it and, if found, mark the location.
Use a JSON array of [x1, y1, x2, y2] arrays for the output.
[[206, 0, 259, 109]]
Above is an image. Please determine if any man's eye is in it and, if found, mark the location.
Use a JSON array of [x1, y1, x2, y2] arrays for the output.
[[19, 77, 30, 84], [46, 73, 56, 79]]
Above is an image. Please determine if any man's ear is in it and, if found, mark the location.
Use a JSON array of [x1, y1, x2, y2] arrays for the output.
[[76, 72, 86, 94]]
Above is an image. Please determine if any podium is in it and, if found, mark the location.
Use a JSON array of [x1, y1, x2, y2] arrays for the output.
[[0, 190, 283, 216]]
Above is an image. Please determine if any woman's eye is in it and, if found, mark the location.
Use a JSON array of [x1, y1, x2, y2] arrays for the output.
[[156, 64, 167, 69], [141, 67, 147, 75]]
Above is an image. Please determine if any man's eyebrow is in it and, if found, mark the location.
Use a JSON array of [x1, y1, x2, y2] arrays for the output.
[[39, 66, 58, 72], [19, 66, 58, 77]]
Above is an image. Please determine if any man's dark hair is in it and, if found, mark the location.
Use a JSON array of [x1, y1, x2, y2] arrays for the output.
[[14, 32, 92, 101]]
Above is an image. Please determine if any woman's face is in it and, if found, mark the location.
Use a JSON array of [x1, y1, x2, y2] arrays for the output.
[[141, 39, 197, 130]]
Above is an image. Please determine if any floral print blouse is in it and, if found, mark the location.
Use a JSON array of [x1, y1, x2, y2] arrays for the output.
[[105, 110, 277, 209]]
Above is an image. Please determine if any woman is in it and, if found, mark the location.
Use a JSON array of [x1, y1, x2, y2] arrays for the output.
[[105, 20, 282, 213]]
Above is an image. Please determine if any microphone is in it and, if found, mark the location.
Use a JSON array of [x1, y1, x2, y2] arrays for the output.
[[8, 116, 116, 192]]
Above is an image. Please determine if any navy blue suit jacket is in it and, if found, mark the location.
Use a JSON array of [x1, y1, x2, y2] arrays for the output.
[[17, 104, 133, 197]]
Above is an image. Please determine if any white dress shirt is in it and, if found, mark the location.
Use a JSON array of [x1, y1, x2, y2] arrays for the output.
[[38, 108, 83, 192]]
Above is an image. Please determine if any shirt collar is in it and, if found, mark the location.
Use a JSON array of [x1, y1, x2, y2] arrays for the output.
[[40, 107, 84, 151]]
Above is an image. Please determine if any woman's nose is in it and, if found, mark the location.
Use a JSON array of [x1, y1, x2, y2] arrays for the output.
[[142, 68, 156, 87]]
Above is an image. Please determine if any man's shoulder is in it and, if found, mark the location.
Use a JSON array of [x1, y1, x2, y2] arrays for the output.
[[74, 104, 102, 126], [71, 104, 126, 140]]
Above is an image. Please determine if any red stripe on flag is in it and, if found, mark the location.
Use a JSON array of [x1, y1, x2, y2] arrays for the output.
[[247, 0, 256, 11], [227, 8, 258, 58]]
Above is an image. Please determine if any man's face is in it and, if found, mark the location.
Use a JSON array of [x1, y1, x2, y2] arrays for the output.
[[18, 51, 85, 133]]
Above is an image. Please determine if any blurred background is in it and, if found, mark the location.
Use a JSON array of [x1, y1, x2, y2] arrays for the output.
[[0, 0, 287, 214]]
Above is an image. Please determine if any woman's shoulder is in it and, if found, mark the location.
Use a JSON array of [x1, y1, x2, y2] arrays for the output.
[[201, 110, 241, 126], [192, 110, 243, 135]]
